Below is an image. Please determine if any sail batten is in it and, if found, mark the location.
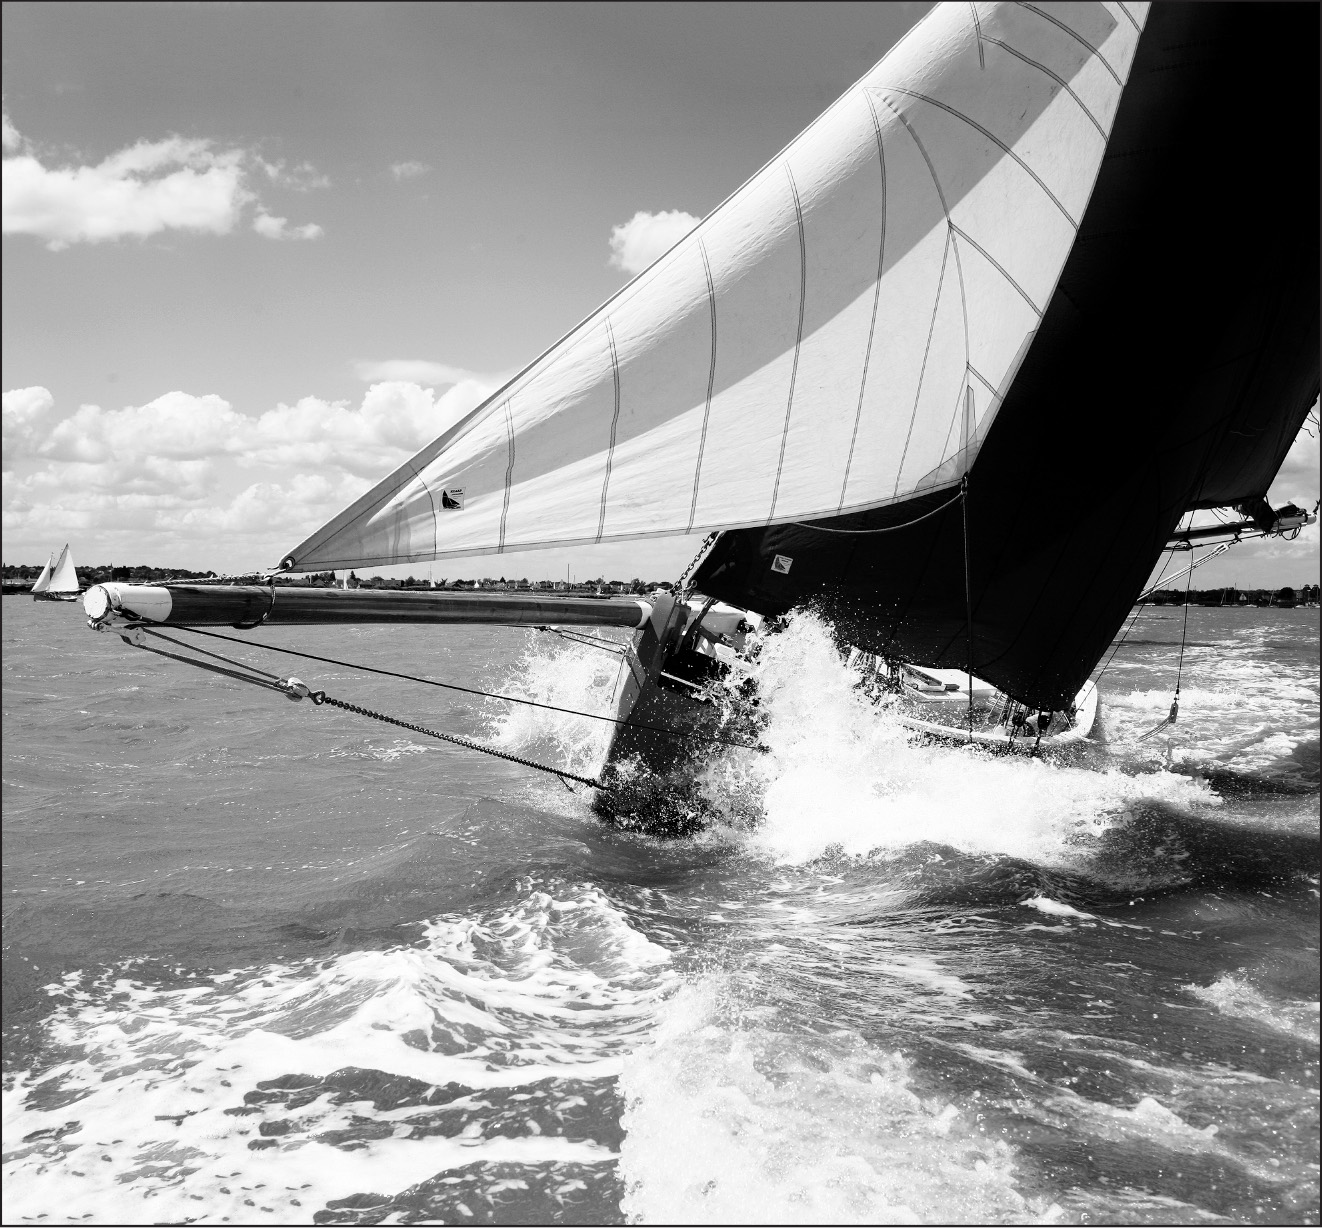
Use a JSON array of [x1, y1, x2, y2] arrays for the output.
[[285, 2, 1145, 573]]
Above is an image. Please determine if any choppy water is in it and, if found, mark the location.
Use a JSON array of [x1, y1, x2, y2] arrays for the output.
[[3, 597, 1318, 1226]]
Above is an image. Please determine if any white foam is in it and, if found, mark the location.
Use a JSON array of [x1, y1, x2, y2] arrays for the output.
[[1102, 643, 1319, 776], [2, 886, 673, 1225], [703, 613, 1217, 866], [1184, 974, 1321, 1043], [487, 632, 626, 780], [618, 978, 1059, 1225], [1021, 896, 1097, 920]]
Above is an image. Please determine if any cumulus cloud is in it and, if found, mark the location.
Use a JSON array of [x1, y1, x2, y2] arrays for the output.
[[352, 359, 489, 386], [2, 110, 324, 250], [252, 210, 324, 241], [389, 160, 430, 182], [608, 209, 700, 276], [2, 375, 499, 564], [2, 385, 57, 454], [243, 380, 493, 475], [1268, 407, 1320, 507], [36, 391, 247, 464], [257, 158, 331, 191], [2, 109, 21, 154]]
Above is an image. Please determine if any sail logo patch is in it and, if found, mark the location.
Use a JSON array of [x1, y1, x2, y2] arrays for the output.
[[441, 488, 465, 510], [771, 554, 793, 574]]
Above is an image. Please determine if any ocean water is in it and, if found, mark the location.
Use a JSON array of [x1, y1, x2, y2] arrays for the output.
[[2, 596, 1317, 1226]]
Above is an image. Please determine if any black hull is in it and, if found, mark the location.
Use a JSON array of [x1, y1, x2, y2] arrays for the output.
[[694, 2, 1319, 713]]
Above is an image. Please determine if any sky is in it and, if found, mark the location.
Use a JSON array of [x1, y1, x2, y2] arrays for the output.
[[2, 0, 1317, 589]]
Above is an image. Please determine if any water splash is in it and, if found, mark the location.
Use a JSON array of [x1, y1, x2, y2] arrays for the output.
[[619, 978, 1059, 1225], [713, 613, 1218, 866], [486, 631, 626, 781]]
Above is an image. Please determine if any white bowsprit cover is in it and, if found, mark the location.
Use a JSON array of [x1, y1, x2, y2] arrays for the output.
[[285, 1, 1147, 572]]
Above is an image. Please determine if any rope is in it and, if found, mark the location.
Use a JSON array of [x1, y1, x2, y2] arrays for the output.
[[536, 626, 628, 655], [154, 625, 760, 750], [1137, 545, 1195, 742], [132, 639, 289, 693], [790, 487, 964, 533], [961, 476, 974, 741], [1096, 537, 1182, 687]]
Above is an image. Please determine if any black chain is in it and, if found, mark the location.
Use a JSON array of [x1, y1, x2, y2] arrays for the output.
[[309, 692, 608, 789], [676, 532, 719, 594]]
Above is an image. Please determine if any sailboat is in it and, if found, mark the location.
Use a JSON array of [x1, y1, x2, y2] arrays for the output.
[[29, 554, 54, 598], [34, 544, 81, 602], [81, 4, 1318, 800]]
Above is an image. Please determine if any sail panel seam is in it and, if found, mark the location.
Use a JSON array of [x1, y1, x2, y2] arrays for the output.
[[768, 165, 808, 523], [949, 222, 1043, 315], [596, 322, 623, 543], [1113, 1, 1142, 33], [688, 241, 719, 532], [405, 462, 440, 562], [948, 227, 971, 389], [981, 34, 1107, 139], [1016, 2, 1123, 86], [894, 220, 951, 498], [498, 400, 516, 553], [940, 376, 971, 463], [841, 94, 889, 513], [969, 2, 986, 69], [882, 85, 1079, 228]]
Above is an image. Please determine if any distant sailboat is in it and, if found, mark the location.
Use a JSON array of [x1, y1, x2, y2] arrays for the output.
[[29, 554, 55, 597], [34, 544, 81, 602]]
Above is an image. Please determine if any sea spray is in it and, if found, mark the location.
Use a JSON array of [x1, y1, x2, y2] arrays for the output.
[[716, 612, 1218, 865]]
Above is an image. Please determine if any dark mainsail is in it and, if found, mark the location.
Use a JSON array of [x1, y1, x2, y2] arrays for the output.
[[692, 2, 1320, 712]]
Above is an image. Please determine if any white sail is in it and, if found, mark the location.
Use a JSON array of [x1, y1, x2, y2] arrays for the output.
[[285, 1, 1148, 573], [48, 544, 79, 593], [30, 554, 54, 594]]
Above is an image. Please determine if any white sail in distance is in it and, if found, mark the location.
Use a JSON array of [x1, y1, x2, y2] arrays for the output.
[[48, 544, 79, 592], [30, 554, 54, 594], [285, 1, 1147, 573]]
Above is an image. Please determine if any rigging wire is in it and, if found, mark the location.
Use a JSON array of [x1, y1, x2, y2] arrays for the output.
[[127, 627, 609, 789], [676, 531, 720, 593], [535, 626, 628, 655], [1137, 543, 1196, 742], [961, 475, 974, 740], [1095, 530, 1187, 688], [130, 623, 762, 751]]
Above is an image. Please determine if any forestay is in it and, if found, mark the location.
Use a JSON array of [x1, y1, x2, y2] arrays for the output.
[[284, 2, 1146, 573]]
